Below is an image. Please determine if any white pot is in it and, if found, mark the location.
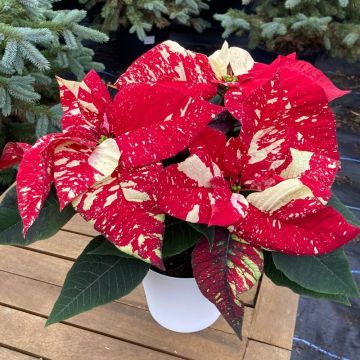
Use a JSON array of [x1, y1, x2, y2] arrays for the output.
[[142, 269, 220, 333]]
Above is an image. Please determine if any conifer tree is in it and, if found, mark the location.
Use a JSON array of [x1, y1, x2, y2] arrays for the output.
[[215, 0, 360, 62], [0, 0, 108, 187], [80, 0, 212, 40]]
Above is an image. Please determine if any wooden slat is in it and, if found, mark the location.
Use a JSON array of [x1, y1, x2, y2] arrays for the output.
[[27, 230, 258, 306], [27, 231, 90, 259], [62, 215, 99, 237], [249, 275, 298, 350], [0, 271, 247, 360], [0, 347, 38, 360], [0, 245, 253, 337], [243, 340, 291, 360], [0, 305, 175, 360]]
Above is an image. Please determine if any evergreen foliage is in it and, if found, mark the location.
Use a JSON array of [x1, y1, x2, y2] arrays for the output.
[[79, 0, 212, 40], [0, 0, 108, 187], [0, 0, 108, 125], [215, 0, 360, 62]]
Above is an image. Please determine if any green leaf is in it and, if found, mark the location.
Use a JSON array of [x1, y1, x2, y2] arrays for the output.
[[187, 222, 215, 250], [272, 249, 359, 297], [328, 195, 360, 227], [47, 236, 149, 325], [162, 216, 201, 258], [87, 236, 132, 258], [264, 252, 350, 305], [0, 184, 75, 246]]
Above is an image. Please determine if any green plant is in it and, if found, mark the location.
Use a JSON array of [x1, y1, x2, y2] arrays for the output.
[[0, 0, 109, 187], [79, 0, 212, 40], [215, 0, 360, 61]]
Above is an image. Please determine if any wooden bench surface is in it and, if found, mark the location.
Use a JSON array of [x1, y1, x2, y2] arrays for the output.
[[0, 215, 299, 360]]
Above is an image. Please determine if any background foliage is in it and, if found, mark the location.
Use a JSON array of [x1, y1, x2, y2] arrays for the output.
[[0, 0, 108, 187], [215, 0, 360, 61], [79, 0, 212, 40]]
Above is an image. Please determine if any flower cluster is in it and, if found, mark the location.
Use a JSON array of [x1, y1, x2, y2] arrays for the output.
[[1, 40, 359, 335]]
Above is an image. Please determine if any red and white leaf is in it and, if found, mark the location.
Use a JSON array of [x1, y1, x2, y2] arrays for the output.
[[16, 134, 60, 235], [157, 152, 247, 226], [157, 152, 219, 224], [112, 84, 223, 167], [231, 204, 360, 256], [57, 70, 112, 138], [224, 70, 339, 190], [53, 140, 103, 209], [192, 229, 263, 337], [249, 54, 349, 102], [116, 40, 216, 88], [73, 164, 165, 269], [0, 142, 31, 170], [189, 127, 227, 166]]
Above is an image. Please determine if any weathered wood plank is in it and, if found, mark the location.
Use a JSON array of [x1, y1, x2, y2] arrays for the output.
[[0, 347, 38, 360], [62, 215, 99, 237], [0, 305, 176, 360], [26, 230, 259, 307], [243, 340, 291, 360], [27, 231, 90, 260], [249, 275, 299, 350], [0, 271, 247, 360]]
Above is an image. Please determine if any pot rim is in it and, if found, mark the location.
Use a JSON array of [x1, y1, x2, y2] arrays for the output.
[[148, 268, 196, 282]]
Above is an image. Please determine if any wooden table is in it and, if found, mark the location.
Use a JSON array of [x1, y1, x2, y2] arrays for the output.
[[0, 215, 299, 360]]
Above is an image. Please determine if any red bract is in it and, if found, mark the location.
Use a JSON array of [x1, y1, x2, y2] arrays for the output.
[[231, 204, 360, 256], [192, 229, 263, 337], [0, 142, 31, 170], [247, 53, 349, 102], [115, 40, 217, 100], [14, 71, 121, 235], [224, 71, 340, 196], [111, 83, 223, 168], [157, 151, 248, 227], [73, 164, 165, 269], [2, 66, 223, 267]]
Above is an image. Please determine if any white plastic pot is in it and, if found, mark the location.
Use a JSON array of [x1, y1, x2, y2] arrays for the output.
[[142, 269, 220, 333]]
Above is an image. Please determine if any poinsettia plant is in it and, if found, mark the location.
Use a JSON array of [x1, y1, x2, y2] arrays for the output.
[[0, 40, 359, 338]]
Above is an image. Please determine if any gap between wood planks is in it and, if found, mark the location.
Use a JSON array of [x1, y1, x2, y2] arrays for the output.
[[0, 301, 191, 360]]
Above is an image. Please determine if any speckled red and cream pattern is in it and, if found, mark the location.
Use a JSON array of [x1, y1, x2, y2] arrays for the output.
[[192, 230, 263, 336], [157, 151, 248, 227], [73, 164, 165, 268], [0, 142, 31, 170], [111, 83, 223, 168]]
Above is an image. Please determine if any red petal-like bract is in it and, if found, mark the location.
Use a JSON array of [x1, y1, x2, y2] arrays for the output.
[[116, 40, 216, 88], [0, 142, 31, 170], [16, 134, 61, 235], [157, 151, 247, 226], [189, 127, 227, 166], [249, 54, 349, 102], [73, 164, 165, 269], [113, 84, 223, 167], [52, 140, 103, 209], [232, 205, 360, 256], [57, 70, 112, 137], [192, 229, 263, 337], [16, 134, 97, 235], [225, 70, 339, 194]]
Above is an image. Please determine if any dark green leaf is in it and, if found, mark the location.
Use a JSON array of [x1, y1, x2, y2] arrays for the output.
[[272, 249, 359, 297], [0, 184, 75, 246], [187, 222, 215, 250], [328, 194, 360, 227], [264, 252, 350, 305], [47, 236, 149, 325], [162, 216, 201, 258], [87, 236, 132, 258]]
